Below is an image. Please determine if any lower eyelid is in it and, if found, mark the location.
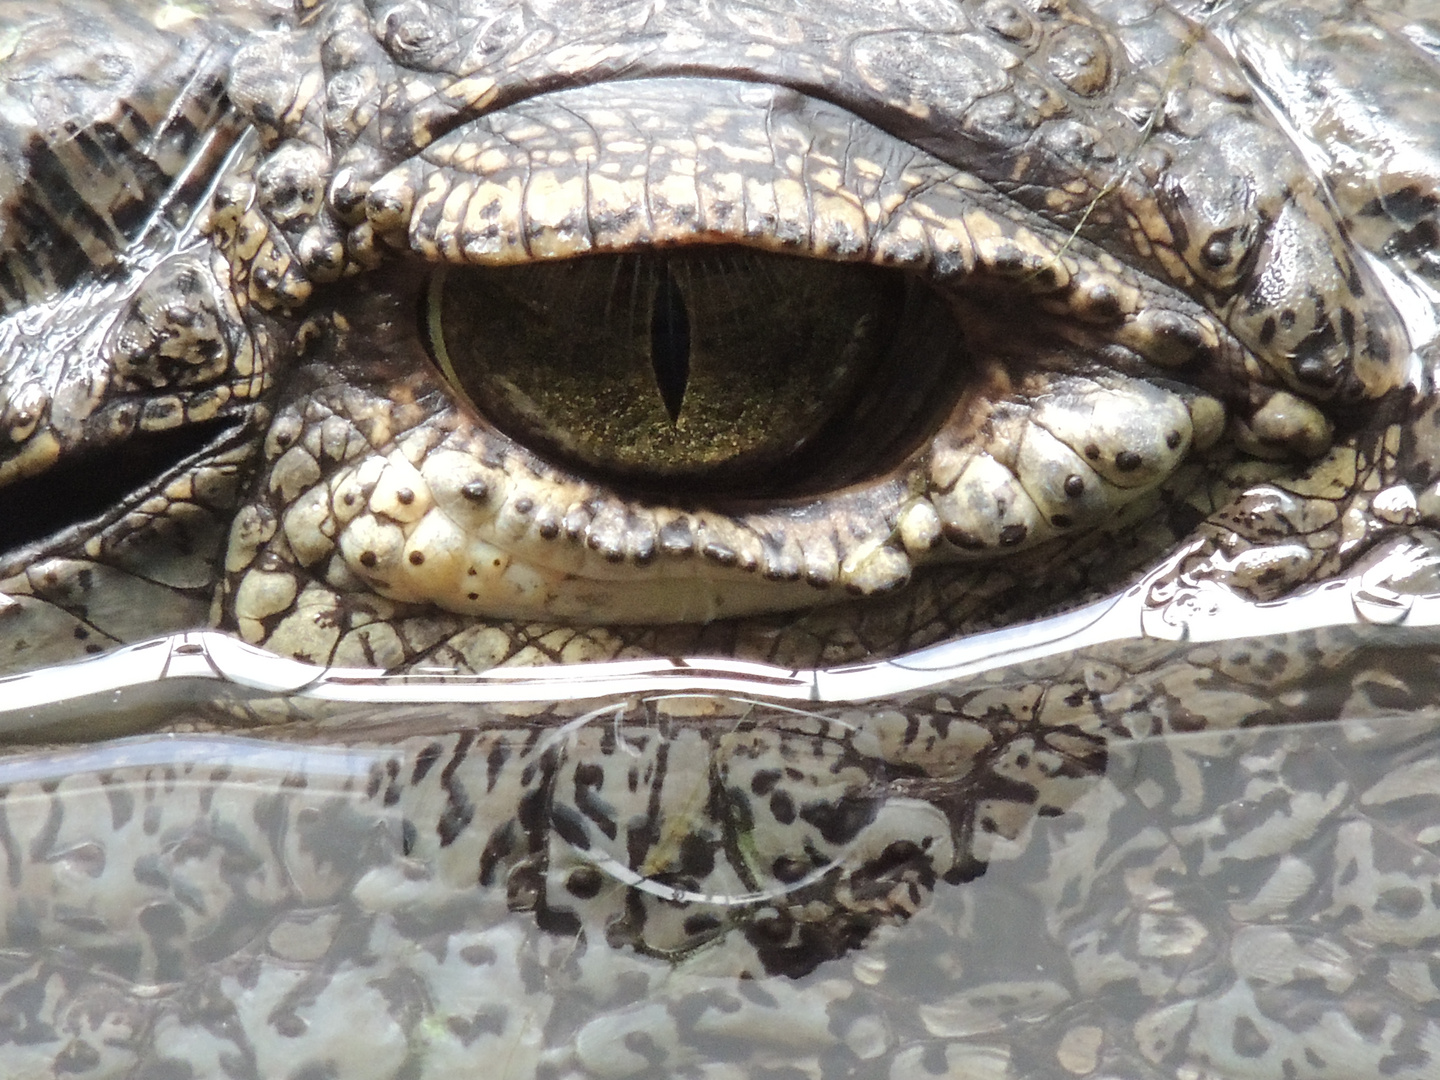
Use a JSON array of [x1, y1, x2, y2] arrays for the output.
[[271, 339, 1221, 627]]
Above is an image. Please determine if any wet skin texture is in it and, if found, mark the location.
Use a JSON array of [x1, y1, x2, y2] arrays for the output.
[[4, 0, 1440, 1078], [0, 0, 1429, 674]]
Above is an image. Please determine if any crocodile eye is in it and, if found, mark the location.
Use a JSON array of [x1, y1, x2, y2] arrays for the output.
[[426, 248, 954, 494], [199, 72, 1409, 657]]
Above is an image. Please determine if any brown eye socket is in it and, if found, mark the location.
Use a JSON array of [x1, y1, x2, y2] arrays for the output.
[[426, 246, 959, 494]]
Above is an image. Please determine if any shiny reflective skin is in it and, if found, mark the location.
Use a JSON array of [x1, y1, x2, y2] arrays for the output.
[[2, 0, 1440, 1077], [0, 0, 1424, 667]]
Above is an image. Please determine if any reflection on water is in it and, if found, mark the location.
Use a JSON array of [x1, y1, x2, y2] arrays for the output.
[[1, 689, 1438, 1078]]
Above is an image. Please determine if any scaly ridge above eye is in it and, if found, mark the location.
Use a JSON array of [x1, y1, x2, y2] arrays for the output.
[[219, 0, 1410, 402], [364, 80, 1260, 390]]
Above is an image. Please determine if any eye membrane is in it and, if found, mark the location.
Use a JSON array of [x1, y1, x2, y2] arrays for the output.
[[425, 246, 966, 497]]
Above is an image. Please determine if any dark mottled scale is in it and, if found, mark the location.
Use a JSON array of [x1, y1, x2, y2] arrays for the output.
[[0, 23, 237, 314]]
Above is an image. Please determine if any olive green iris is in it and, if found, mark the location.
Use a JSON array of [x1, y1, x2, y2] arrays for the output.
[[428, 248, 904, 486]]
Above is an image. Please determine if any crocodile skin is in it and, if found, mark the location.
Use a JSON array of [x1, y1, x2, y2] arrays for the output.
[[1, 0, 1440, 1077]]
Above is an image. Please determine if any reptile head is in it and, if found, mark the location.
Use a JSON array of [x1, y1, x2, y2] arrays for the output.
[[3, 4, 1440, 1079], [0, 0, 1426, 681]]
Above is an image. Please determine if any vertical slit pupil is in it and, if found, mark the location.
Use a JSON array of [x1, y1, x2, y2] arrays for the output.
[[650, 261, 690, 423]]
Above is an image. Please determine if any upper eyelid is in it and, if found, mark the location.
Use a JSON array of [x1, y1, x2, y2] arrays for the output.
[[356, 77, 1247, 387], [223, 2, 1405, 396]]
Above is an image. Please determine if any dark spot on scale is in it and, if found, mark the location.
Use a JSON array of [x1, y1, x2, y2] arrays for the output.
[[772, 856, 810, 884], [536, 906, 582, 937], [1367, 325, 1392, 364], [467, 592, 479, 600], [513, 496, 533, 514], [461, 479, 489, 502], [988, 242, 1030, 274], [769, 790, 796, 824], [565, 865, 603, 899], [1294, 353, 1338, 388], [621, 1032, 666, 1069], [1063, 474, 1085, 498], [1232, 1016, 1270, 1058], [799, 796, 879, 845], [998, 523, 1028, 546], [460, 944, 497, 966], [273, 1014, 307, 1038], [750, 769, 781, 796], [1051, 514, 1072, 528], [1200, 231, 1236, 270], [359, 550, 378, 568], [1115, 450, 1142, 472], [922, 1043, 950, 1074], [574, 762, 604, 788], [396, 488, 414, 505], [1165, 430, 1181, 450], [1375, 886, 1425, 918], [1082, 283, 1122, 319], [942, 524, 985, 550], [408, 550, 424, 565], [411, 742, 443, 783], [683, 913, 722, 936], [548, 804, 591, 850], [1258, 315, 1277, 345], [1084, 443, 1101, 460], [1366, 183, 1438, 224], [678, 833, 715, 877]]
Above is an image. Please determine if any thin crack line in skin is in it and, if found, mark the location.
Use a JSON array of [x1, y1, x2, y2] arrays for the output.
[[1030, 19, 1209, 285]]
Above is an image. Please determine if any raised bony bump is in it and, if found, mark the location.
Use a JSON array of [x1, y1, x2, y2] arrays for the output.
[[1226, 194, 1409, 402]]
